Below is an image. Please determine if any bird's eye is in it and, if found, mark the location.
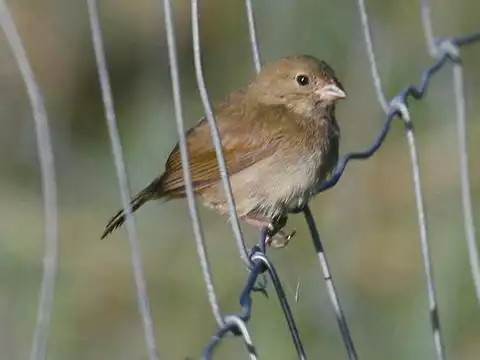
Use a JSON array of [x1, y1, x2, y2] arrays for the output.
[[296, 74, 310, 86]]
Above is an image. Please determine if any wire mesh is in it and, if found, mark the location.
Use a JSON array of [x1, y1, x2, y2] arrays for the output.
[[1, 0, 479, 359]]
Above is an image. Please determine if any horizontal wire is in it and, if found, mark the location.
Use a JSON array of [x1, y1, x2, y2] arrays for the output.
[[86, 1, 159, 359], [454, 31, 480, 45], [315, 33, 480, 194], [0, 2, 59, 360]]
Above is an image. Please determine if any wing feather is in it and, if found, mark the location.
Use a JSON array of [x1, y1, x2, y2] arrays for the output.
[[160, 98, 288, 196]]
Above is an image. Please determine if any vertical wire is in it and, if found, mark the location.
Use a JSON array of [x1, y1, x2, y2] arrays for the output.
[[303, 206, 357, 360], [244, 0, 261, 73], [162, 0, 223, 326], [420, 0, 480, 306], [451, 63, 480, 304], [357, 0, 446, 357], [356, 0, 389, 112], [404, 125, 445, 360], [191, 0, 251, 267], [419, 0, 438, 57], [86, 1, 159, 359], [0, 3, 59, 360]]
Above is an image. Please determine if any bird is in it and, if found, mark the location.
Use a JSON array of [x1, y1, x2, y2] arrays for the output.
[[101, 55, 346, 246]]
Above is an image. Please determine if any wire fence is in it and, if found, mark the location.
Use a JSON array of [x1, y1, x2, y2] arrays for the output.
[[1, 0, 479, 359]]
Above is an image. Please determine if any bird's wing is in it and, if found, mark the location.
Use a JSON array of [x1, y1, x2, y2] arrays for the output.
[[160, 107, 286, 197]]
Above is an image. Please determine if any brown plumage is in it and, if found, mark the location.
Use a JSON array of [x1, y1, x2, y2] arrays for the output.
[[101, 55, 346, 242]]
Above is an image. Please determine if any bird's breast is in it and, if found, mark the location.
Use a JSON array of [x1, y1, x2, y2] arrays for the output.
[[280, 120, 339, 209]]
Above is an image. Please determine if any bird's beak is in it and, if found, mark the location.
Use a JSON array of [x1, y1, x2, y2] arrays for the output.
[[317, 84, 347, 101]]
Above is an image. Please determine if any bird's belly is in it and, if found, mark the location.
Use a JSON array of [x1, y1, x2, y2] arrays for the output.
[[243, 151, 323, 218], [199, 147, 333, 220]]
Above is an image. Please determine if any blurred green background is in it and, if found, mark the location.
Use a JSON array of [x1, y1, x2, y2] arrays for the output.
[[1, 0, 480, 359]]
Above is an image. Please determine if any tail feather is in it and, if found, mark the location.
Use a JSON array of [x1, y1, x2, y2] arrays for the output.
[[101, 181, 159, 239]]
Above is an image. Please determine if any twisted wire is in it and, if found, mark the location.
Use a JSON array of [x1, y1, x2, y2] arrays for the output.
[[203, 230, 306, 360]]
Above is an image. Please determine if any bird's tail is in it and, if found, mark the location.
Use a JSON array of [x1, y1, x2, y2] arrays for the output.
[[101, 179, 161, 239]]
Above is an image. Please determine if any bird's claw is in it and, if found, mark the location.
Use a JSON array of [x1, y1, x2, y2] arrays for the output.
[[265, 229, 297, 249]]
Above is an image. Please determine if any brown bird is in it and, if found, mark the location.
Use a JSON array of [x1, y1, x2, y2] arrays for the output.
[[101, 55, 346, 245]]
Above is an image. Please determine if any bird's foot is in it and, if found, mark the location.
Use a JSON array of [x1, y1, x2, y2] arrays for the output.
[[242, 214, 296, 249], [266, 229, 297, 248]]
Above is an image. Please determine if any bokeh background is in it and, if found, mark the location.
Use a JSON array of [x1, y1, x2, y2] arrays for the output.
[[1, 0, 480, 359]]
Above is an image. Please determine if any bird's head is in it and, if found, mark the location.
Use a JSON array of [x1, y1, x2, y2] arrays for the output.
[[248, 55, 346, 117]]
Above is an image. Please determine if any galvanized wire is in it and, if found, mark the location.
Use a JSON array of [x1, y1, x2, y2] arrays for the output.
[[191, 0, 251, 268], [193, 2, 480, 359], [193, 0, 353, 357], [162, 0, 223, 326], [420, 0, 438, 57], [245, 0, 261, 73], [356, 0, 388, 112], [203, 315, 258, 360], [303, 206, 357, 360], [309, 3, 480, 360], [86, 1, 160, 359], [0, 2, 59, 360], [451, 62, 480, 305], [399, 103, 445, 360], [420, 0, 480, 306], [316, 32, 480, 193], [203, 231, 307, 359]]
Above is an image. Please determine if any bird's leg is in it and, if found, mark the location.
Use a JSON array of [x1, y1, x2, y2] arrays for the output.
[[267, 216, 287, 247], [241, 215, 296, 248], [269, 215, 296, 248]]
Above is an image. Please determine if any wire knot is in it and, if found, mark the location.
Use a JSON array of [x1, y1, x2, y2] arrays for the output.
[[203, 315, 257, 359], [434, 38, 461, 62], [388, 96, 412, 129]]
